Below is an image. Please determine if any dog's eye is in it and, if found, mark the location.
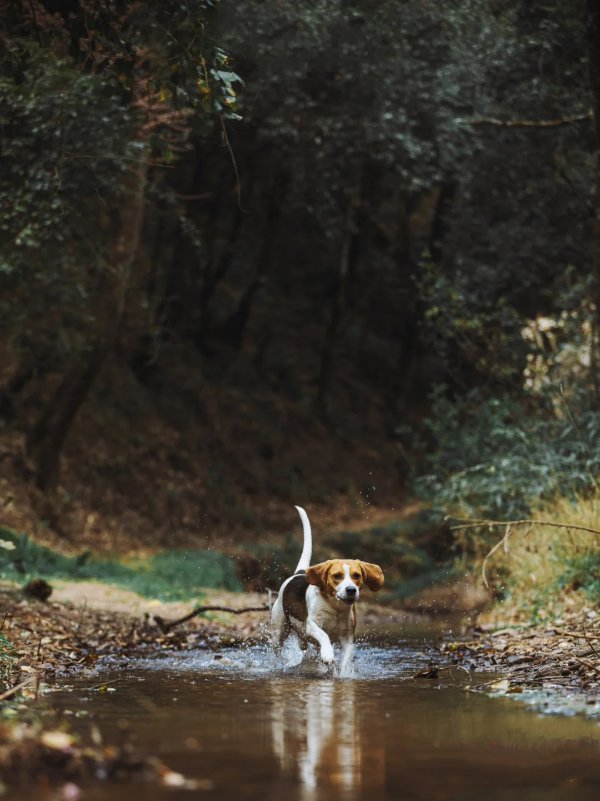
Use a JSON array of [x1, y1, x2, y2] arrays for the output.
[[351, 572, 361, 580], [332, 572, 343, 580]]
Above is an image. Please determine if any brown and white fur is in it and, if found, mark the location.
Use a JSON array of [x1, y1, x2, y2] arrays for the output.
[[271, 506, 384, 673]]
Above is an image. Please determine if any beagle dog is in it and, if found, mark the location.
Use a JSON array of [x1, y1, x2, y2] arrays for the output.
[[271, 506, 385, 672]]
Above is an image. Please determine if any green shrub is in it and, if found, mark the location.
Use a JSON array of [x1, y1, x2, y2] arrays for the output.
[[558, 551, 600, 606], [0, 632, 16, 660], [412, 387, 600, 520]]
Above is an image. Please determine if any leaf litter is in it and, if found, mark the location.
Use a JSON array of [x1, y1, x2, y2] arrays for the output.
[[435, 606, 600, 717], [0, 583, 264, 793]]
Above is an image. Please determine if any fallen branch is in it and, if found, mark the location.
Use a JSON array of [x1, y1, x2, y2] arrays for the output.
[[551, 627, 600, 643], [0, 674, 38, 703], [448, 517, 600, 589], [449, 517, 600, 536], [153, 604, 269, 632], [573, 656, 600, 676], [582, 621, 600, 660]]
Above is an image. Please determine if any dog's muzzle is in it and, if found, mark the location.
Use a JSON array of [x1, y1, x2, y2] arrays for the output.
[[338, 585, 359, 604]]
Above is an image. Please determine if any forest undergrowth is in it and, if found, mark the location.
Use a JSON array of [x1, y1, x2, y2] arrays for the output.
[[475, 493, 600, 624]]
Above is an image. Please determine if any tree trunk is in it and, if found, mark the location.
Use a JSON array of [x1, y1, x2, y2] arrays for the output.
[[222, 173, 287, 351], [0, 365, 34, 421], [197, 199, 244, 348], [316, 183, 362, 411], [25, 345, 106, 489], [26, 157, 149, 490], [586, 0, 600, 395]]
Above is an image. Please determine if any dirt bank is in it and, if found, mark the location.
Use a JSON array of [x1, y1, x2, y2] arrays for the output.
[[0, 582, 271, 688]]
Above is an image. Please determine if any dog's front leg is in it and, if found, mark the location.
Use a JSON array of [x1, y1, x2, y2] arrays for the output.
[[270, 598, 287, 656], [339, 638, 354, 676], [306, 618, 335, 665]]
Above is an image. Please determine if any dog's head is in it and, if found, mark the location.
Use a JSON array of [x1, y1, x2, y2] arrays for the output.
[[306, 559, 384, 605]]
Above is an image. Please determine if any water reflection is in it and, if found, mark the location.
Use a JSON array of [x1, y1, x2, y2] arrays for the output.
[[270, 678, 384, 800], [42, 645, 600, 801]]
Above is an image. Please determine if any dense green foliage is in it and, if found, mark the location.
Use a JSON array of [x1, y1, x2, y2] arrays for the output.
[[0, 46, 136, 359], [559, 551, 600, 606], [0, 0, 599, 565], [414, 388, 600, 519], [209, 0, 592, 386], [1, 0, 240, 366]]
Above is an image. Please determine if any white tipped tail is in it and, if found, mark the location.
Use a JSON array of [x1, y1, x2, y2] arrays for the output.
[[294, 505, 312, 572]]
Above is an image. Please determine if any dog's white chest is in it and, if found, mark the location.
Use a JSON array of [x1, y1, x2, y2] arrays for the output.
[[306, 587, 353, 640]]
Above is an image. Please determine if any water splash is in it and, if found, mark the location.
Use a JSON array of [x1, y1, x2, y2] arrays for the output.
[[129, 642, 433, 682]]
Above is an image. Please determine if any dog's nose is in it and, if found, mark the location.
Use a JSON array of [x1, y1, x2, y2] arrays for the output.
[[346, 586, 357, 596]]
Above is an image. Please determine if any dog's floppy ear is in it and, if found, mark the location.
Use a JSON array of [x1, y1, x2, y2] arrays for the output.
[[306, 560, 333, 592], [360, 561, 385, 591]]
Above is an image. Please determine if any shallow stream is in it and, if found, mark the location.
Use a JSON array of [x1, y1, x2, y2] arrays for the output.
[[11, 627, 600, 801]]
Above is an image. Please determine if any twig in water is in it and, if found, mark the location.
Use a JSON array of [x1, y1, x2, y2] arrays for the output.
[[412, 663, 472, 688], [154, 604, 269, 632], [89, 679, 123, 690]]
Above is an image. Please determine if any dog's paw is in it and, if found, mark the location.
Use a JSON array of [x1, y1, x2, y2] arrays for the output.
[[320, 645, 335, 665]]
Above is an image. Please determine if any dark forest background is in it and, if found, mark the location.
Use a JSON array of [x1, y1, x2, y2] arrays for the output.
[[2, 1, 600, 591]]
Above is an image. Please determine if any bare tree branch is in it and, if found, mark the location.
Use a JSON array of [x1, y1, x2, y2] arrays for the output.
[[463, 110, 593, 128], [448, 517, 600, 589]]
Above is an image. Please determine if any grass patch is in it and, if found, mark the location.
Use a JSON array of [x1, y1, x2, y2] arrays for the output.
[[0, 527, 242, 600], [484, 492, 600, 617], [0, 632, 16, 660], [558, 552, 600, 606]]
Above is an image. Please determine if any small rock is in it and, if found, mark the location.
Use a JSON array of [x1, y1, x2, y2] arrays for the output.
[[23, 579, 53, 602], [506, 654, 534, 666], [161, 771, 187, 788], [41, 731, 75, 750]]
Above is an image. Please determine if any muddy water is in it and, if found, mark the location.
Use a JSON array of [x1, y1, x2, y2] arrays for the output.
[[15, 632, 600, 801]]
